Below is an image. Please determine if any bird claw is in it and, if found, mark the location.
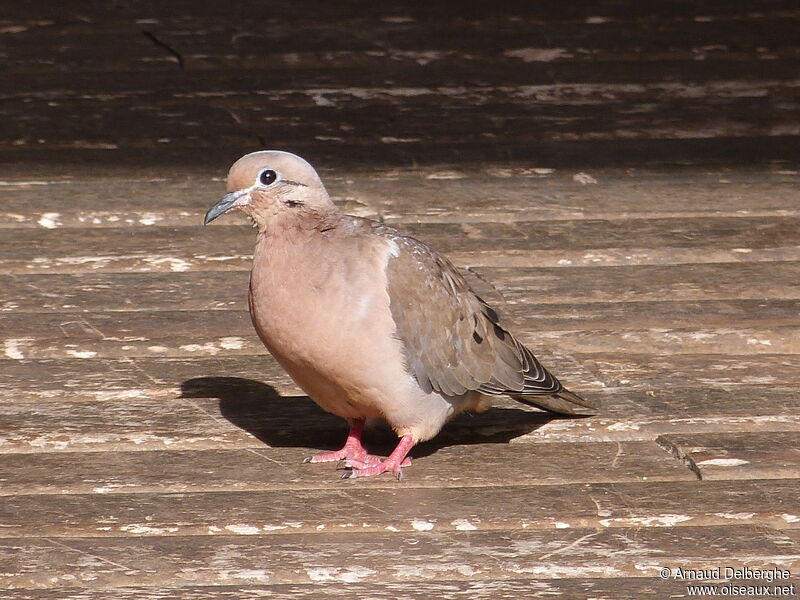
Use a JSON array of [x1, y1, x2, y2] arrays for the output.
[[309, 433, 414, 480], [302, 448, 356, 464], [340, 456, 412, 470], [340, 457, 381, 470], [303, 449, 388, 466], [339, 461, 407, 480]]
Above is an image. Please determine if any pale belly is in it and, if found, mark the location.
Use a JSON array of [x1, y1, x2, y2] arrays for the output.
[[248, 241, 411, 420], [245, 228, 480, 441]]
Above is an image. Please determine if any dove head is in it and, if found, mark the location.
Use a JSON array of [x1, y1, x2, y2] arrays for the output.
[[204, 151, 337, 232]]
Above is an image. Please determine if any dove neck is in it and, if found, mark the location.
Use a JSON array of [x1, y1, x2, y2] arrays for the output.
[[256, 206, 342, 240]]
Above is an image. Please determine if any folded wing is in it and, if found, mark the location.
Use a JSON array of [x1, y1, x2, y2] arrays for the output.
[[378, 226, 598, 415]]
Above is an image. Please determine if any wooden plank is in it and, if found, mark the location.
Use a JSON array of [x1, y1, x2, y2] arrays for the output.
[[2, 176, 799, 229], [0, 380, 796, 454], [3, 304, 799, 359], [0, 272, 250, 313], [657, 432, 800, 480], [1, 162, 797, 184], [0, 178, 374, 230], [450, 247, 800, 269], [0, 347, 790, 404], [3, 135, 799, 170], [1, 480, 798, 538], [353, 179, 800, 225], [529, 326, 800, 355], [3, 216, 800, 273], [5, 9, 799, 79], [575, 352, 800, 388], [0, 353, 599, 404], [4, 350, 797, 407], [126, 0, 794, 19], [474, 262, 800, 302], [0, 393, 276, 453], [4, 84, 799, 145], [500, 411, 800, 446], [2, 0, 798, 166], [161, 31, 800, 75], [0, 440, 695, 497], [0, 310, 264, 360], [0, 526, 795, 588], [5, 0, 799, 26], [5, 264, 800, 320], [2, 127, 799, 176], [501, 299, 800, 331], [0, 355, 309, 401], [0, 577, 736, 600], [8, 12, 800, 69], [6, 10, 800, 81], [3, 31, 175, 73], [0, 578, 734, 600], [0, 388, 563, 453]]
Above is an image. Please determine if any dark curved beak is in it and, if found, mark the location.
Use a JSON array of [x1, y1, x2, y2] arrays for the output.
[[204, 191, 246, 225]]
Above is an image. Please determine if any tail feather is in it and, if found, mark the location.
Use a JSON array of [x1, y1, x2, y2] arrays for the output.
[[508, 387, 600, 416]]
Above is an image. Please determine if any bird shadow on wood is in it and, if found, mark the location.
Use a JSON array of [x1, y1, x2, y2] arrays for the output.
[[180, 376, 584, 458]]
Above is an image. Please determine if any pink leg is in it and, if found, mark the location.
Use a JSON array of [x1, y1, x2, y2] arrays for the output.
[[302, 419, 411, 468], [341, 434, 415, 480], [302, 419, 374, 464]]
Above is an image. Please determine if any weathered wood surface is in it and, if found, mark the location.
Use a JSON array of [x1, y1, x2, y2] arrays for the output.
[[4, 216, 800, 273], [14, 479, 800, 539], [4, 176, 800, 229], [1, 386, 798, 453], [658, 432, 800, 480], [0, 442, 698, 496], [0, 578, 743, 600], [2, 1, 800, 598], [3, 312, 800, 358], [2, 526, 798, 589], [2, 1, 800, 167], [5, 265, 800, 314]]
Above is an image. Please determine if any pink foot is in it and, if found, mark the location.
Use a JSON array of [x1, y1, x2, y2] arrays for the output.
[[306, 449, 393, 465], [342, 456, 412, 470], [302, 419, 384, 464], [341, 434, 415, 480], [303, 447, 370, 464]]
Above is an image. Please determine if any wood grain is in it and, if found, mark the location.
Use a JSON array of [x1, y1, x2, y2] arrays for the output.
[[0, 480, 797, 540], [3, 215, 798, 273], [657, 432, 800, 480], [3, 176, 799, 228], [5, 262, 800, 318], [3, 302, 800, 360], [1, 526, 796, 589], [0, 383, 797, 454], [2, 0, 799, 595], [0, 578, 741, 600], [0, 441, 696, 497]]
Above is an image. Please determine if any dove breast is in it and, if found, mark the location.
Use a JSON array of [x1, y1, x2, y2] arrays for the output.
[[247, 215, 473, 441]]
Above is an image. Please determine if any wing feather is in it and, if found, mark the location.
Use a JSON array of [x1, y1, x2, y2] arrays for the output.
[[374, 222, 597, 415]]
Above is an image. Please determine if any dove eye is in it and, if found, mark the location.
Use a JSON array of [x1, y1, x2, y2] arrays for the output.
[[258, 169, 278, 186]]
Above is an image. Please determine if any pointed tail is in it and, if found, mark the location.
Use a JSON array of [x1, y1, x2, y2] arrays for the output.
[[508, 387, 600, 416]]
